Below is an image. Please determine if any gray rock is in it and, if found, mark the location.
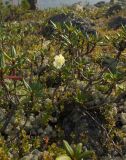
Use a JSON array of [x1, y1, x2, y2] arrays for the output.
[[37, 128, 43, 135], [106, 4, 124, 17], [25, 121, 32, 131], [120, 113, 126, 124], [30, 155, 38, 160], [31, 149, 42, 156], [102, 156, 124, 160], [95, 1, 106, 8], [20, 150, 42, 160], [108, 16, 126, 29], [42, 13, 96, 37], [0, 108, 6, 120], [60, 102, 106, 156], [123, 101, 126, 112], [5, 124, 13, 135], [29, 114, 35, 123], [44, 125, 53, 135], [122, 125, 126, 133], [72, 2, 84, 12], [123, 137, 126, 145], [20, 154, 33, 160], [49, 88, 55, 97]]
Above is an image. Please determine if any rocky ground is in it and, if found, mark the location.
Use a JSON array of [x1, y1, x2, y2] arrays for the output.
[[0, 1, 126, 160]]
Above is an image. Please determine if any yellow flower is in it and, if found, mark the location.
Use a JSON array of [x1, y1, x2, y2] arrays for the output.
[[53, 54, 65, 69]]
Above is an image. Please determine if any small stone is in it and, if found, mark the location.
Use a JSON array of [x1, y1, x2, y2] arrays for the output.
[[112, 103, 117, 108], [0, 109, 6, 120], [120, 99, 124, 103], [30, 129, 37, 136], [112, 107, 118, 115], [123, 105, 126, 112], [25, 121, 32, 130], [20, 154, 33, 160], [8, 152, 13, 159], [16, 126, 20, 131], [37, 128, 43, 135], [49, 88, 55, 97], [51, 117, 57, 123], [124, 101, 126, 106], [44, 125, 53, 135], [31, 149, 41, 156], [72, 2, 84, 12], [10, 116, 15, 124], [76, 80, 85, 89], [30, 155, 38, 160], [29, 115, 35, 123], [124, 106, 126, 110], [123, 137, 126, 145], [59, 86, 65, 92], [20, 119, 26, 127], [45, 98, 52, 105], [42, 41, 50, 50], [120, 113, 126, 124], [95, 1, 106, 8], [119, 105, 124, 110], [122, 125, 126, 133], [52, 131, 57, 138], [5, 124, 13, 134]]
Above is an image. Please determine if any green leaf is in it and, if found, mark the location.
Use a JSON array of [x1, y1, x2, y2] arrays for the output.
[[63, 140, 74, 158], [78, 151, 95, 160], [56, 155, 72, 160], [105, 35, 110, 41], [30, 82, 43, 97], [50, 20, 57, 29], [23, 79, 32, 92], [0, 50, 5, 69], [61, 35, 71, 45], [3, 51, 11, 61], [75, 143, 83, 158], [11, 46, 17, 59]]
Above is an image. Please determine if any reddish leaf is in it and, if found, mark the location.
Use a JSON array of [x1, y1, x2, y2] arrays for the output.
[[4, 75, 22, 81]]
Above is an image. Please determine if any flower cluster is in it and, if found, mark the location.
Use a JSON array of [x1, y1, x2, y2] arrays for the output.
[[53, 54, 65, 69]]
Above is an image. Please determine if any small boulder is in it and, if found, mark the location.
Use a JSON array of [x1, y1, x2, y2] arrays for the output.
[[108, 16, 126, 29], [122, 125, 126, 133], [20, 150, 42, 160], [20, 154, 33, 160], [72, 1, 84, 12], [95, 1, 106, 8], [120, 113, 126, 125], [106, 4, 123, 17], [42, 13, 96, 37], [31, 149, 42, 156]]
